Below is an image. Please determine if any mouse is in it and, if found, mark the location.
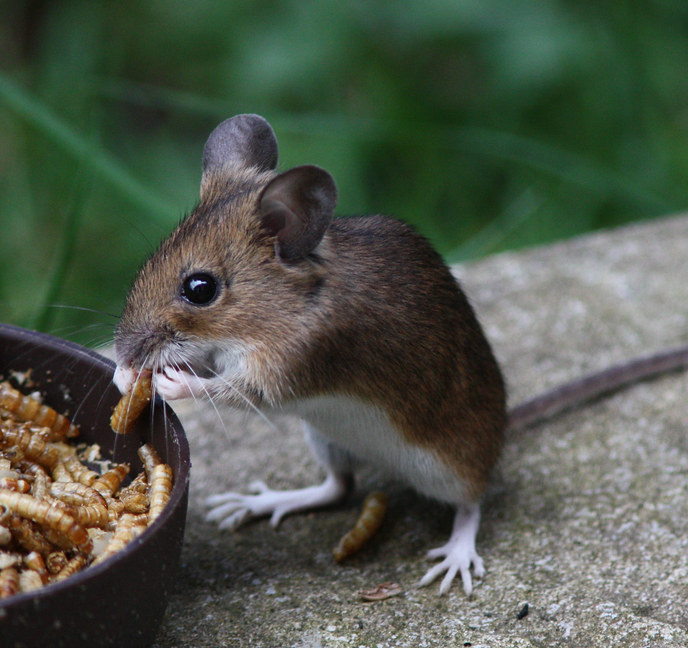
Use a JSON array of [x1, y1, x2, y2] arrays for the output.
[[112, 114, 688, 596]]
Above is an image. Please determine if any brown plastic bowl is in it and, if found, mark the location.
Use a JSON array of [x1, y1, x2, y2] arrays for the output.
[[0, 324, 190, 648]]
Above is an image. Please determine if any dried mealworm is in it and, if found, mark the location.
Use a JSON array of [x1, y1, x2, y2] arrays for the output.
[[0, 477, 26, 493], [70, 503, 110, 528], [24, 551, 49, 584], [104, 497, 125, 523], [92, 463, 130, 497], [49, 482, 110, 527], [137, 443, 162, 481], [0, 551, 21, 570], [126, 471, 149, 494], [7, 516, 54, 556], [19, 568, 43, 592], [61, 453, 99, 487], [0, 567, 19, 598], [45, 550, 67, 575], [0, 425, 59, 469], [148, 463, 173, 524], [51, 461, 72, 483], [0, 491, 92, 554], [119, 491, 149, 515], [332, 491, 388, 562], [0, 382, 78, 440], [53, 553, 89, 583], [110, 374, 152, 435], [0, 374, 175, 597], [49, 481, 107, 508], [27, 465, 50, 500]]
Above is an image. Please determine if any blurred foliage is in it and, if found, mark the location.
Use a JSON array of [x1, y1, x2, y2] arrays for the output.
[[1, 0, 687, 345]]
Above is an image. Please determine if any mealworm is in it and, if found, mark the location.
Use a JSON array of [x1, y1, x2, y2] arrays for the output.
[[0, 566, 19, 598], [0, 551, 21, 569], [61, 452, 99, 487], [110, 374, 152, 435], [49, 482, 110, 528], [0, 425, 59, 469], [0, 491, 92, 554], [332, 491, 388, 562], [25, 463, 50, 500], [148, 463, 173, 524], [104, 497, 125, 522], [50, 481, 108, 508], [51, 460, 71, 483], [0, 477, 29, 493], [53, 553, 89, 583], [24, 551, 49, 584], [19, 568, 43, 592], [119, 491, 149, 515], [45, 550, 67, 575], [125, 471, 149, 494], [0, 382, 78, 440], [92, 463, 130, 497], [137, 443, 162, 481], [7, 515, 55, 556], [0, 374, 175, 598]]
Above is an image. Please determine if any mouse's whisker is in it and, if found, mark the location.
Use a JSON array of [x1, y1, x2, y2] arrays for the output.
[[205, 366, 280, 434], [180, 363, 231, 438]]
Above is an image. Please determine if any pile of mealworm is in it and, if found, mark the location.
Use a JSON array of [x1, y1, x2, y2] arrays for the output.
[[0, 380, 173, 599]]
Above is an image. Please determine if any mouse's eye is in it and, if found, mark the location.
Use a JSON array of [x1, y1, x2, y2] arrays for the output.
[[181, 273, 218, 306]]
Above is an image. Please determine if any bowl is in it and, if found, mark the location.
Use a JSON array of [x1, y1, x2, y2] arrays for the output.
[[0, 323, 190, 648]]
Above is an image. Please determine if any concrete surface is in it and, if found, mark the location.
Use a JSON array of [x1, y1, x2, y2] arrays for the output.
[[152, 214, 688, 648]]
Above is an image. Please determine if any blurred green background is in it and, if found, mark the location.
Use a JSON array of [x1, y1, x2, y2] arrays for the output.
[[1, 1, 687, 348]]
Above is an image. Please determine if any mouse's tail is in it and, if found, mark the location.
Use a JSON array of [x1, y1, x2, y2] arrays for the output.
[[506, 345, 688, 432]]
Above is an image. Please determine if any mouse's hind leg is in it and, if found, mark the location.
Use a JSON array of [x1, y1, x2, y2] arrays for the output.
[[417, 501, 484, 596], [205, 422, 353, 530]]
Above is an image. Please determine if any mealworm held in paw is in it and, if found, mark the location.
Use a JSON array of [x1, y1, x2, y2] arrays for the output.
[[332, 491, 388, 562], [110, 374, 152, 435]]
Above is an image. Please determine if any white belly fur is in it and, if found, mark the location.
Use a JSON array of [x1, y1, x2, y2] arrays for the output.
[[276, 394, 470, 505]]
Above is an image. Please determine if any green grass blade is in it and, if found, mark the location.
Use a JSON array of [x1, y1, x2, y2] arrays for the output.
[[0, 73, 176, 225]]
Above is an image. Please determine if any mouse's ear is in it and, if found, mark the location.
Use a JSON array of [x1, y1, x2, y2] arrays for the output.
[[201, 114, 278, 190], [259, 165, 337, 261]]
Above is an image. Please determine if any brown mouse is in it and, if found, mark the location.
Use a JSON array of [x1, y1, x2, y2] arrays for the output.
[[113, 114, 688, 596]]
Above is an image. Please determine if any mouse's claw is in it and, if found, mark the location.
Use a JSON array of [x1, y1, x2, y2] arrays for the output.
[[417, 502, 483, 596]]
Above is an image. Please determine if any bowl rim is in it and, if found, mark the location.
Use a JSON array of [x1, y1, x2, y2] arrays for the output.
[[0, 323, 191, 609]]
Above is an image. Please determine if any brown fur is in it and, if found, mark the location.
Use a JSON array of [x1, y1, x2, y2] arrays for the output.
[[117, 164, 506, 499]]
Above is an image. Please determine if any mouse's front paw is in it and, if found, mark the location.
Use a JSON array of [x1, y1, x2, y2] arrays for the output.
[[154, 366, 211, 401]]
